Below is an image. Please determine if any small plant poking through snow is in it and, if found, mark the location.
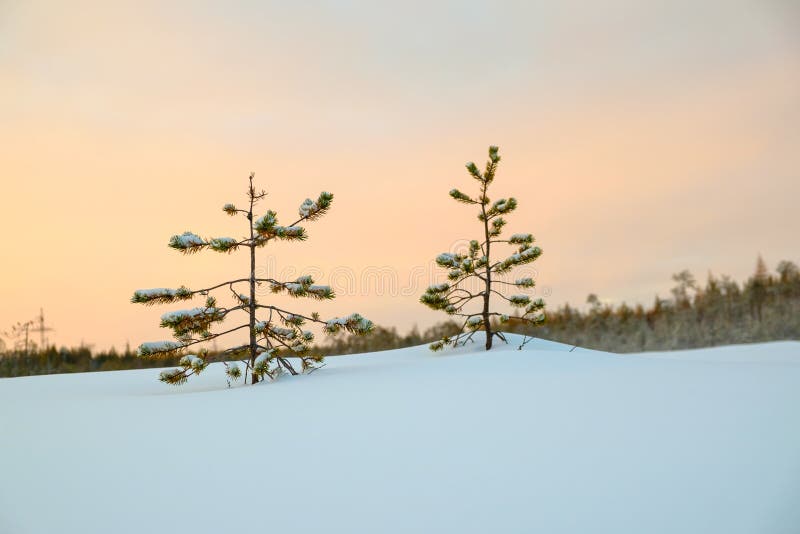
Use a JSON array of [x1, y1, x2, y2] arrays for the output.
[[421, 146, 545, 351], [132, 173, 373, 385]]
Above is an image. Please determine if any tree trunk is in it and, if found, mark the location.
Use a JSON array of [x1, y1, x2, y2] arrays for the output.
[[481, 183, 493, 351], [247, 176, 259, 384]]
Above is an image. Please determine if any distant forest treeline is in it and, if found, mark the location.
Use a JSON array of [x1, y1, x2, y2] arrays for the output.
[[515, 257, 800, 352], [2, 257, 798, 378]]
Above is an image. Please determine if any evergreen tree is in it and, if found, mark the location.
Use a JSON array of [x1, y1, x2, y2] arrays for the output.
[[749, 255, 770, 321], [776, 260, 799, 285], [420, 146, 545, 351], [132, 173, 373, 385], [671, 270, 696, 308], [3, 320, 34, 354]]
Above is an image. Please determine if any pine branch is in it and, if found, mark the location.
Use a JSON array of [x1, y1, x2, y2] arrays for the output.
[[137, 323, 249, 358], [269, 276, 335, 300], [256, 305, 328, 326]]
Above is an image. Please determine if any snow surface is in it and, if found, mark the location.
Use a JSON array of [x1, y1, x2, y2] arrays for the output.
[[1, 334, 800, 534]]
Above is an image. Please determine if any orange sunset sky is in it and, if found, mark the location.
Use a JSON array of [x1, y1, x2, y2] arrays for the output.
[[1, 1, 798, 351]]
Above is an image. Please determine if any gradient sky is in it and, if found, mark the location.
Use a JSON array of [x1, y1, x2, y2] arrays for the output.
[[1, 0, 798, 350]]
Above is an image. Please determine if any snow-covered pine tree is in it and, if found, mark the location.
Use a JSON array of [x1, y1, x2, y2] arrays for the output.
[[132, 173, 373, 385], [420, 146, 545, 351]]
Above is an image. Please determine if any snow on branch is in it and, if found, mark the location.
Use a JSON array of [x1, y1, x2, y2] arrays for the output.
[[465, 161, 483, 181], [524, 311, 546, 326], [525, 298, 546, 314], [488, 145, 500, 163], [137, 340, 184, 358], [436, 251, 487, 279], [436, 253, 465, 269], [495, 246, 542, 274], [485, 198, 518, 218], [281, 313, 305, 326], [420, 291, 450, 311], [179, 354, 206, 370], [449, 189, 476, 204], [270, 276, 334, 300], [264, 325, 296, 340], [421, 282, 460, 312], [254, 210, 278, 234], [168, 233, 242, 254], [464, 147, 501, 185], [274, 226, 307, 241], [299, 199, 317, 217], [160, 305, 226, 338], [253, 210, 307, 241], [252, 350, 277, 378], [508, 294, 532, 307], [298, 191, 334, 220], [158, 352, 209, 385], [131, 287, 193, 305], [225, 363, 242, 382], [489, 217, 506, 237], [427, 282, 450, 293], [208, 237, 239, 253], [483, 146, 501, 183], [466, 316, 484, 329], [509, 233, 533, 245], [159, 368, 188, 385], [324, 313, 374, 335], [168, 232, 207, 254]]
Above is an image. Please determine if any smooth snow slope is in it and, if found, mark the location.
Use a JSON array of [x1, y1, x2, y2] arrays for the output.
[[1, 334, 799, 534]]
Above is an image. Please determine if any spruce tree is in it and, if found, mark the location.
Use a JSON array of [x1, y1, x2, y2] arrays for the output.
[[420, 146, 545, 351], [132, 173, 373, 385]]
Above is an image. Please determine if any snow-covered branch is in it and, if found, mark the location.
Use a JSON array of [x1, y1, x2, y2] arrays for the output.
[[131, 287, 193, 306], [269, 276, 334, 300], [324, 313, 374, 335]]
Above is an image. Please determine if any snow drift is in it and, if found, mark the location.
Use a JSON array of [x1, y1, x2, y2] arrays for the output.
[[1, 334, 799, 534]]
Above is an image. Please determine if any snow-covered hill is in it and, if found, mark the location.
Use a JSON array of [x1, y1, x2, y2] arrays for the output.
[[1, 334, 799, 534]]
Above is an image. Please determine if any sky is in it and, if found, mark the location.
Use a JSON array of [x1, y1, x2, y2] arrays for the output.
[[1, 0, 798, 351]]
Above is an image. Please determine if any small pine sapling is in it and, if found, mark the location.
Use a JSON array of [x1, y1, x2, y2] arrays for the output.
[[421, 146, 545, 351], [132, 174, 373, 385]]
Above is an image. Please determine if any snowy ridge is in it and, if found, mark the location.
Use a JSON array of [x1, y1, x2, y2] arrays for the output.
[[1, 334, 799, 534]]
